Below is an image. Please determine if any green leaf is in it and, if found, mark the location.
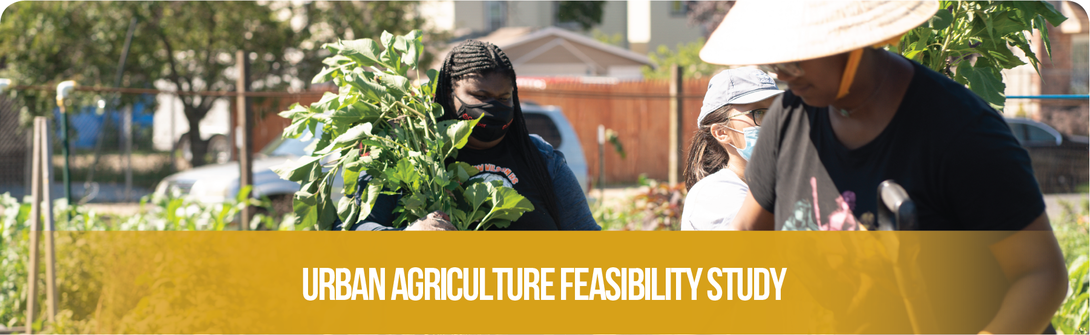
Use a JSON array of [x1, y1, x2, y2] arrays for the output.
[[425, 69, 439, 95], [346, 70, 389, 102], [385, 158, 420, 190], [477, 186, 535, 230], [1034, 1, 1068, 27], [279, 103, 308, 119], [271, 155, 322, 182], [447, 161, 480, 184], [404, 38, 419, 68], [393, 35, 411, 53], [1034, 17, 1055, 60], [381, 31, 395, 49], [378, 74, 411, 98], [985, 48, 1025, 69], [463, 182, 491, 211], [338, 39, 385, 68], [402, 193, 426, 218], [439, 118, 480, 155], [324, 123, 374, 153], [957, 60, 1006, 110], [358, 182, 382, 223], [313, 64, 347, 84], [321, 54, 354, 67], [317, 179, 338, 231], [929, 8, 953, 31], [305, 128, 332, 154], [293, 189, 318, 230], [336, 195, 353, 220], [329, 101, 381, 125], [342, 149, 361, 194], [452, 209, 468, 230], [488, 219, 513, 229]]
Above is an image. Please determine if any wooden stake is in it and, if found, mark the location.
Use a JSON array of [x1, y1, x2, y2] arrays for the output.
[[26, 118, 42, 335], [236, 50, 253, 230], [668, 64, 683, 186], [40, 117, 57, 323]]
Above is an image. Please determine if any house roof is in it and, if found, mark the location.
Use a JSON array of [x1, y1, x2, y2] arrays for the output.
[[431, 26, 653, 73]]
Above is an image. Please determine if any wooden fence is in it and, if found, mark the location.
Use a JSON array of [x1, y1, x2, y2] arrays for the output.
[[519, 79, 712, 184], [241, 79, 714, 185]]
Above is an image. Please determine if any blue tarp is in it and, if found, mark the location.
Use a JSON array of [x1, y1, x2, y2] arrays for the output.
[[52, 98, 155, 149]]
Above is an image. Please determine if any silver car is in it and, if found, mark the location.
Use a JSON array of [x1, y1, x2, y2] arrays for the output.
[[154, 104, 588, 210]]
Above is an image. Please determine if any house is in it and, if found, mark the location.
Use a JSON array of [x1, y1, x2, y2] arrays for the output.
[[432, 26, 653, 79], [1002, 1, 1089, 136], [626, 0, 706, 54], [417, 1, 705, 56]]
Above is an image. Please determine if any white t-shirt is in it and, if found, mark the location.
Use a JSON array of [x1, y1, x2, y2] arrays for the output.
[[681, 168, 749, 230]]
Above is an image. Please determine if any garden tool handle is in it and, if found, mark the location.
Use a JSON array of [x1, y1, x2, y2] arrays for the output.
[[877, 180, 919, 230]]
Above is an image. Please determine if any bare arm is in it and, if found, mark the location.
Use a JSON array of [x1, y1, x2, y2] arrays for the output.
[[980, 213, 1068, 334], [730, 190, 775, 230]]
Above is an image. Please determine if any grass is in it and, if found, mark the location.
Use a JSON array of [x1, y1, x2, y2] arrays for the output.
[[1050, 197, 1089, 334]]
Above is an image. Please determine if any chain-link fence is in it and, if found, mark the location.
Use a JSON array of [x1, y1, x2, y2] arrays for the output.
[[0, 85, 1085, 207], [0, 87, 328, 205]]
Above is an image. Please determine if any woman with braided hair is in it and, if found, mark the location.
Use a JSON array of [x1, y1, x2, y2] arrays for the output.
[[338, 40, 599, 231]]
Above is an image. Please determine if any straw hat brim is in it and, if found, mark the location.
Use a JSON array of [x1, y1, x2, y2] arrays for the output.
[[700, 1, 940, 65]]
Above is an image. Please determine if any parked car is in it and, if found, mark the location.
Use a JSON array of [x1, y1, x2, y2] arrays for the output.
[[154, 104, 589, 214], [1005, 117, 1089, 193]]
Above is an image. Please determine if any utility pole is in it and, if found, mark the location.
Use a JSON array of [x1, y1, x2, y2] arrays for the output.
[[236, 51, 253, 230], [668, 64, 684, 186]]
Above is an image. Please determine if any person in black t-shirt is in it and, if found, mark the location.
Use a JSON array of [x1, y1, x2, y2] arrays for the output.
[[697, 1, 1067, 333], [336, 40, 598, 231]]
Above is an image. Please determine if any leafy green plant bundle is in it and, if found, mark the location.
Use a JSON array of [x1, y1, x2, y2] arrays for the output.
[[273, 30, 534, 231], [892, 1, 1066, 110]]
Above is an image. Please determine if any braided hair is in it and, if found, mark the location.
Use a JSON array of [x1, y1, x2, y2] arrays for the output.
[[435, 40, 562, 226]]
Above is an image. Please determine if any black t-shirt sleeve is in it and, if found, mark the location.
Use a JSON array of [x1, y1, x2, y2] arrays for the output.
[[746, 94, 786, 213], [942, 115, 1045, 230]]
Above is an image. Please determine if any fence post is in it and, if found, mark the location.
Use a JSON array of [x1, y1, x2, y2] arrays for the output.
[[598, 125, 605, 203], [236, 50, 253, 230], [26, 118, 41, 335], [668, 64, 683, 186]]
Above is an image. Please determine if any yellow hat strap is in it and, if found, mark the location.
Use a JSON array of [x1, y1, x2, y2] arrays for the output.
[[834, 34, 906, 100]]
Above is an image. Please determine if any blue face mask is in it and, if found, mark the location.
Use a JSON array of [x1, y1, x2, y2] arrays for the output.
[[728, 126, 760, 161]]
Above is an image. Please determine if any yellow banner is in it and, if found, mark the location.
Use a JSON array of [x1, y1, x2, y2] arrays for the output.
[[50, 231, 1031, 333]]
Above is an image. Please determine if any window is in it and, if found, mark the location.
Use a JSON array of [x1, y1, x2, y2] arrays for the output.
[[1071, 35, 1088, 95], [1026, 124, 1059, 144], [669, 1, 690, 17], [1008, 123, 1027, 144], [523, 113, 563, 148], [486, 1, 507, 31]]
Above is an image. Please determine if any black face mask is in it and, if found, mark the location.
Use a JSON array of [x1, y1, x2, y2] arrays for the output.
[[454, 94, 515, 142]]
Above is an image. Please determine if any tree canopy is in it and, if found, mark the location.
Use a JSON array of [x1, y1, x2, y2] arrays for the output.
[[556, 1, 605, 31], [641, 39, 723, 80], [0, 1, 444, 166]]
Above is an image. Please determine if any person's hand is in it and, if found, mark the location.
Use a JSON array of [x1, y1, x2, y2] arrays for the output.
[[405, 211, 456, 231]]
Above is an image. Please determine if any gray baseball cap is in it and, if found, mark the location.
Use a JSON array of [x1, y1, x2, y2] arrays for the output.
[[698, 67, 783, 127]]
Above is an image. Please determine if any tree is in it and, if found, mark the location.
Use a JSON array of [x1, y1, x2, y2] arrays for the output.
[[641, 39, 723, 80], [893, 1, 1066, 110], [0, 1, 444, 167], [0, 2, 158, 125], [686, 1, 734, 39], [556, 1, 605, 31]]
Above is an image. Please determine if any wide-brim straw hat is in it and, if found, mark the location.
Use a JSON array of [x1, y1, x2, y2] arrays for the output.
[[700, 1, 940, 65]]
